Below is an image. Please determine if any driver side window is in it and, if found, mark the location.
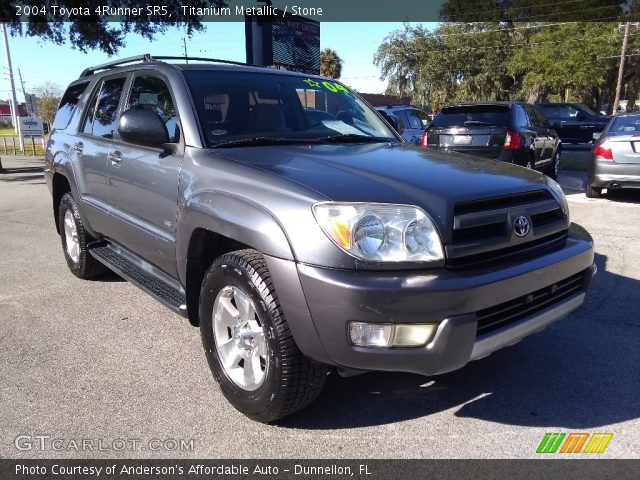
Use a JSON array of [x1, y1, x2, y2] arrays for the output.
[[126, 75, 180, 143]]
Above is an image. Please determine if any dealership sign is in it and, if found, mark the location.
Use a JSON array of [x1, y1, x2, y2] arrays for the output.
[[19, 117, 44, 137]]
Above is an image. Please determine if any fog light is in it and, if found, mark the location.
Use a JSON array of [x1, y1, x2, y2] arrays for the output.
[[349, 322, 437, 348], [392, 324, 438, 347]]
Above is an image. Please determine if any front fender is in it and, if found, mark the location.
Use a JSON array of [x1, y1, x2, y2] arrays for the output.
[[176, 190, 295, 284]]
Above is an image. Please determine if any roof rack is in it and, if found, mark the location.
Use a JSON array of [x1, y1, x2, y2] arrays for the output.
[[80, 54, 154, 77], [80, 54, 261, 78]]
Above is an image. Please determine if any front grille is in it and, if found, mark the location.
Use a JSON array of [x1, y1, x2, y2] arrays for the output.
[[476, 270, 587, 336], [454, 190, 552, 216], [446, 189, 569, 269]]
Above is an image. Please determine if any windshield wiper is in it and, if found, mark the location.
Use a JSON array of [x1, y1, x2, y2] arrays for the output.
[[318, 134, 394, 143], [463, 120, 495, 126], [212, 137, 318, 148]]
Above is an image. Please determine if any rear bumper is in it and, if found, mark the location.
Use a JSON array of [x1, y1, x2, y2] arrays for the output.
[[288, 224, 594, 376], [588, 158, 640, 189]]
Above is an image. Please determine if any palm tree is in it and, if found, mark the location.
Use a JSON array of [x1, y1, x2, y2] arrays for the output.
[[320, 48, 343, 79]]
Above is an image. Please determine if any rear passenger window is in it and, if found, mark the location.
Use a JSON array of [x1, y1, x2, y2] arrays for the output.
[[532, 106, 550, 128], [125, 76, 180, 143], [406, 109, 429, 129], [83, 77, 126, 138], [52, 82, 89, 131]]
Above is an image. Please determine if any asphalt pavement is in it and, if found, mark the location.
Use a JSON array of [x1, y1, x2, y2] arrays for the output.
[[1, 157, 638, 459]]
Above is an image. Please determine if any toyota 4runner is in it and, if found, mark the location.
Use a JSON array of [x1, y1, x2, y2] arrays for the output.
[[45, 55, 596, 422]]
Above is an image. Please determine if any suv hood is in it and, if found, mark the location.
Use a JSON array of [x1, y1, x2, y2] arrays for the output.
[[213, 143, 550, 229]]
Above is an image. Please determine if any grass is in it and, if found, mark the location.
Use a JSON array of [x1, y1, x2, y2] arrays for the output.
[[0, 135, 46, 156], [0, 126, 17, 136]]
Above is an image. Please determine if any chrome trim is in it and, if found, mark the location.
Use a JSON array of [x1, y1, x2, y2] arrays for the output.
[[470, 292, 586, 361]]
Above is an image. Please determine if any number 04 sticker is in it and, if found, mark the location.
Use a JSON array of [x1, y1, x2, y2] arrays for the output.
[[303, 78, 351, 94]]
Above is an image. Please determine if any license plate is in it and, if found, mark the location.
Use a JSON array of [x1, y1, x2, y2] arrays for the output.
[[453, 135, 472, 145]]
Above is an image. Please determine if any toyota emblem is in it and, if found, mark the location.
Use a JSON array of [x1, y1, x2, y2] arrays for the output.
[[513, 216, 530, 237]]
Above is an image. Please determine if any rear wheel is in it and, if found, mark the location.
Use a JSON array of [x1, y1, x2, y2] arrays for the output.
[[585, 185, 602, 198], [546, 149, 561, 179], [200, 249, 328, 422], [58, 193, 109, 279]]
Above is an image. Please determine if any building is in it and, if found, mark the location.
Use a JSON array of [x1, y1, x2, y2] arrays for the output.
[[0, 102, 28, 125]]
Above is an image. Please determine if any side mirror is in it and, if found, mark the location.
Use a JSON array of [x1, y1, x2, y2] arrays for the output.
[[575, 112, 586, 121], [118, 109, 169, 146], [592, 132, 601, 143]]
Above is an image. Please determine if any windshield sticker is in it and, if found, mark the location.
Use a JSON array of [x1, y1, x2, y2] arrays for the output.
[[303, 79, 351, 94], [321, 120, 364, 135]]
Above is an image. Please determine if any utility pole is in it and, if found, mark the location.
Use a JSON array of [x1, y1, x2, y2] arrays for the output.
[[613, 21, 630, 115], [17, 68, 31, 117], [182, 37, 189, 63], [2, 23, 23, 150]]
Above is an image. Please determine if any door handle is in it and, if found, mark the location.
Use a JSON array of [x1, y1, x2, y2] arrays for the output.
[[108, 150, 122, 165], [73, 142, 83, 154]]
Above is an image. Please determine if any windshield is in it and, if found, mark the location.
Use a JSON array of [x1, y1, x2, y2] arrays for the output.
[[431, 105, 511, 128], [576, 104, 598, 116], [183, 70, 397, 147]]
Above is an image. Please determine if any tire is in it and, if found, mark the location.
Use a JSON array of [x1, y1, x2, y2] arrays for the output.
[[585, 185, 602, 198], [200, 249, 328, 423], [545, 149, 560, 180], [58, 193, 109, 279]]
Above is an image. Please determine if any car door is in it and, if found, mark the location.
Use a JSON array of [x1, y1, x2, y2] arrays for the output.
[[523, 105, 547, 165], [74, 75, 128, 236], [556, 105, 582, 142], [105, 73, 183, 277], [530, 105, 555, 162]]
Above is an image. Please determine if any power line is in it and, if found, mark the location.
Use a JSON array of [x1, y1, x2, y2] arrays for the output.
[[445, 0, 601, 19], [413, 17, 623, 40]]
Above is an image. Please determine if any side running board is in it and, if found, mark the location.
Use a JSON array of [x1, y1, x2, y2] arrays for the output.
[[89, 243, 188, 318]]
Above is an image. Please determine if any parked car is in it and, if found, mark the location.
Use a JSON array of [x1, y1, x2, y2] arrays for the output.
[[45, 54, 595, 422], [586, 113, 640, 198], [376, 105, 430, 144], [537, 103, 610, 145], [422, 102, 561, 179]]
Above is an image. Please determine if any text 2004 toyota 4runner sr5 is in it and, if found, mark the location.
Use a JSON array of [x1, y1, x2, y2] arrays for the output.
[[46, 55, 596, 422]]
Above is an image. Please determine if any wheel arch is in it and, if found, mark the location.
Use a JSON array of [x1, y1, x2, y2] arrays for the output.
[[178, 191, 295, 326], [52, 172, 72, 234]]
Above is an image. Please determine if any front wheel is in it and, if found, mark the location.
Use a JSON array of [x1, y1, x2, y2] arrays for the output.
[[200, 249, 328, 422]]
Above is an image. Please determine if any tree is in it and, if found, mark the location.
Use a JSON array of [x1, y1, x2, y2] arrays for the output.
[[1, 1, 228, 55], [34, 82, 63, 128], [320, 48, 343, 79]]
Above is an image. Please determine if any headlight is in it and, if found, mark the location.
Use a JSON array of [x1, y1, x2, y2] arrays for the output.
[[546, 178, 570, 220], [312, 202, 444, 262]]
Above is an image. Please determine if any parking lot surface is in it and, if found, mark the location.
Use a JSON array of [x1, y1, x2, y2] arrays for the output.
[[1, 157, 638, 459]]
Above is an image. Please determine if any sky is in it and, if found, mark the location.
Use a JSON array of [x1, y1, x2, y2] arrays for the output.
[[1, 22, 435, 103]]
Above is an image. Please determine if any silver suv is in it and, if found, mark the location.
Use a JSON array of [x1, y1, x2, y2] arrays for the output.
[[46, 55, 596, 422]]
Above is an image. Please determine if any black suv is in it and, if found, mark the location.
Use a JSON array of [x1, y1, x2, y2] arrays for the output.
[[537, 103, 610, 144], [376, 105, 431, 144], [45, 55, 595, 422], [423, 102, 562, 179]]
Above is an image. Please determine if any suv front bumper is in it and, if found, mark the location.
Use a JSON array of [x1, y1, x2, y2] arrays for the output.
[[284, 223, 595, 376]]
